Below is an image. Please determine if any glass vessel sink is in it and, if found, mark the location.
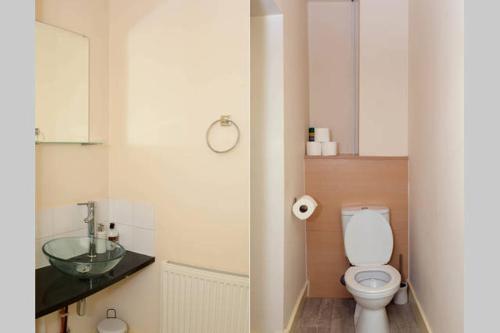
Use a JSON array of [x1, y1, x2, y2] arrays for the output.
[[42, 237, 126, 278]]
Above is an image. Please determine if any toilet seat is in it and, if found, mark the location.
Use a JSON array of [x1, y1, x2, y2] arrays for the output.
[[345, 265, 401, 299], [344, 210, 393, 266]]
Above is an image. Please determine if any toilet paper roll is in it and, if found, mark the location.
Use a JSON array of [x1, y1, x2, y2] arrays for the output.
[[314, 128, 330, 142], [292, 195, 318, 220], [321, 142, 338, 156], [306, 142, 321, 156]]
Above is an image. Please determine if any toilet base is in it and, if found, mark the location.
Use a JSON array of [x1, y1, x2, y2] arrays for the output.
[[354, 303, 390, 333]]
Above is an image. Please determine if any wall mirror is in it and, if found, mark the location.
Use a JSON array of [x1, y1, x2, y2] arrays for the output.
[[35, 21, 90, 143]]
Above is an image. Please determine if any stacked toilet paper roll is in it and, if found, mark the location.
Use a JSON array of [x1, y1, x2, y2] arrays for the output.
[[306, 128, 338, 156], [321, 142, 338, 156], [292, 195, 318, 220], [306, 142, 321, 156], [314, 128, 330, 142]]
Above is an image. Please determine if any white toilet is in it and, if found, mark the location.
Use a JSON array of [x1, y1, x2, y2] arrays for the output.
[[341, 206, 401, 333]]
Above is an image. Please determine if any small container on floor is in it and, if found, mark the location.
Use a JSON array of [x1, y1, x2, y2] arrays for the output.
[[97, 309, 128, 333], [394, 281, 408, 305]]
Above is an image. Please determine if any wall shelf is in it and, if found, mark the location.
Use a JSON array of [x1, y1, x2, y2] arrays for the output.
[[35, 141, 104, 145]]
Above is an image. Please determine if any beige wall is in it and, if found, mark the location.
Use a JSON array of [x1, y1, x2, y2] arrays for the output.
[[35, 0, 109, 209], [35, 0, 109, 331], [250, 12, 284, 332], [108, 0, 249, 274], [307, 0, 408, 156], [36, 0, 250, 332], [408, 0, 464, 332], [251, 0, 309, 331], [359, 0, 408, 156], [106, 0, 250, 331], [279, 0, 309, 328], [308, 1, 356, 154]]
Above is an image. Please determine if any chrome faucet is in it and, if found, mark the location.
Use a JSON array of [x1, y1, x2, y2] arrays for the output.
[[78, 201, 96, 257]]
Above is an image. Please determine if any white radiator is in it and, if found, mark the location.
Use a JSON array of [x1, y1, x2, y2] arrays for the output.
[[161, 261, 249, 333]]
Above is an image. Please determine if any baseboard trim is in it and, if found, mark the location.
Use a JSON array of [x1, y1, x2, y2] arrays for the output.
[[284, 280, 309, 333], [408, 281, 432, 333]]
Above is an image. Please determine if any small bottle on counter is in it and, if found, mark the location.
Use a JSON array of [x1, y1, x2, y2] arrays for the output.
[[107, 223, 120, 251], [308, 127, 315, 142], [95, 223, 107, 254]]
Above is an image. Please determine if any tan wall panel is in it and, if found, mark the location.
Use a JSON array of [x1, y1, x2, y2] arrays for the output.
[[305, 157, 408, 297]]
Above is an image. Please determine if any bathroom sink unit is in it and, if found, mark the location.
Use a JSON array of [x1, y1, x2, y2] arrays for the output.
[[36, 250, 155, 318], [42, 237, 126, 278]]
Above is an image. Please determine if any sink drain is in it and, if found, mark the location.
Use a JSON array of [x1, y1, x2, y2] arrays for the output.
[[76, 263, 91, 273]]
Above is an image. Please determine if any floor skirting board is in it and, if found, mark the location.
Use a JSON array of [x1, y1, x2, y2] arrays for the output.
[[408, 281, 432, 333], [284, 281, 309, 333]]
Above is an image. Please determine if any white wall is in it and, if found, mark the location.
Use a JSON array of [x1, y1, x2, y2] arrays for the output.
[[251, 13, 284, 333], [308, 1, 356, 154], [359, 0, 408, 156], [408, 0, 464, 332]]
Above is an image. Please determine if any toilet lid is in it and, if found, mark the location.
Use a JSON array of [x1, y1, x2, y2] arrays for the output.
[[344, 210, 393, 266]]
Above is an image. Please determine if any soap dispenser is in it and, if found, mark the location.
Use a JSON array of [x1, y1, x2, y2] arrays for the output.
[[95, 223, 107, 254], [107, 223, 120, 250]]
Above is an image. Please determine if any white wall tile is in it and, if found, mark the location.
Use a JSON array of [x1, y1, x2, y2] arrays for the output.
[[35, 237, 51, 268], [75, 205, 88, 231], [116, 223, 134, 250], [53, 205, 73, 235], [36, 208, 54, 239], [53, 204, 86, 235], [77, 204, 88, 221], [109, 199, 133, 226], [36, 199, 156, 270], [62, 228, 87, 238], [132, 202, 155, 230], [133, 228, 155, 256]]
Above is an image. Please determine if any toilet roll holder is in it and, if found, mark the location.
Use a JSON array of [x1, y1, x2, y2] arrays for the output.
[[293, 197, 309, 213], [206, 115, 240, 153]]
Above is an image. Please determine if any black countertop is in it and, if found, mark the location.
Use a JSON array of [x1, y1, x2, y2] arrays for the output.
[[36, 251, 155, 318]]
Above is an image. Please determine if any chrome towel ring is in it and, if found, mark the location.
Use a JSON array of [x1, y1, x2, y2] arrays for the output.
[[206, 115, 240, 153]]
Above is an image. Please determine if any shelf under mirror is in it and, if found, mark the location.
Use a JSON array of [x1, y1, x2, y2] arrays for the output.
[[35, 141, 103, 145]]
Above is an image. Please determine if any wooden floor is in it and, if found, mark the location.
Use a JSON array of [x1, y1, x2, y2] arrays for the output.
[[294, 298, 421, 333]]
